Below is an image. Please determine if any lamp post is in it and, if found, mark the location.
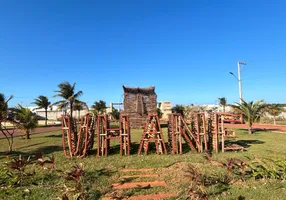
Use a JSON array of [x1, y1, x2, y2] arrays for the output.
[[229, 61, 246, 104]]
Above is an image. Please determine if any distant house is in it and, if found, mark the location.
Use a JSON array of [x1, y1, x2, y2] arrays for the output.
[[28, 105, 89, 120], [158, 101, 172, 119]]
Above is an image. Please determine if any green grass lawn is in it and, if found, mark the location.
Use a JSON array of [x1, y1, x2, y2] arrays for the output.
[[0, 128, 286, 200]]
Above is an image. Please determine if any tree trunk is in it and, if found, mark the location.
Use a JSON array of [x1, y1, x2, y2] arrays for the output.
[[70, 102, 73, 119], [8, 143, 12, 152], [248, 126, 252, 134], [26, 130, 30, 139], [78, 110, 80, 120], [223, 106, 225, 113], [45, 109, 48, 126], [273, 116, 276, 125]]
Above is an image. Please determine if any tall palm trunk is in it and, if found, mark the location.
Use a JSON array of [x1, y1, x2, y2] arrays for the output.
[[45, 109, 48, 126], [248, 122, 253, 134], [70, 101, 73, 119], [273, 116, 276, 125]]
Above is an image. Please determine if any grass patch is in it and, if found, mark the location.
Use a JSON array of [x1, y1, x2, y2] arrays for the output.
[[0, 128, 286, 199]]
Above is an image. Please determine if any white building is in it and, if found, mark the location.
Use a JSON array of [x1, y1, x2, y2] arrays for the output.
[[158, 101, 172, 119]]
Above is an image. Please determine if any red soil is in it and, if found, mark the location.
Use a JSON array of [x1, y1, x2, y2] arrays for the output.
[[112, 181, 167, 189], [120, 174, 159, 178], [102, 192, 175, 200]]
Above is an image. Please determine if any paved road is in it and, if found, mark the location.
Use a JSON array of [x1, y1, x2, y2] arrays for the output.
[[0, 126, 62, 138], [224, 123, 286, 132]]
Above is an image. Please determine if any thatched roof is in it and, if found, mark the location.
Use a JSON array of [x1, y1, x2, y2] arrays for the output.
[[123, 86, 156, 95]]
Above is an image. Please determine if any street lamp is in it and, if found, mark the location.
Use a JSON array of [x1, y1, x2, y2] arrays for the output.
[[229, 61, 246, 104]]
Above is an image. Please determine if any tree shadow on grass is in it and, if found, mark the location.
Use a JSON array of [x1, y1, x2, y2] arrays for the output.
[[84, 168, 116, 199], [29, 145, 62, 155], [44, 134, 62, 138], [17, 142, 47, 150], [226, 140, 264, 149]]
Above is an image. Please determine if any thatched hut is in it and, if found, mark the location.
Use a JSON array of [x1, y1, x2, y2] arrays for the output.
[[122, 86, 157, 128]]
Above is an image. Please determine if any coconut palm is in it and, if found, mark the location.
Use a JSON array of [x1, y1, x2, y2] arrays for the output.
[[91, 100, 107, 115], [218, 97, 227, 112], [231, 99, 267, 134], [53, 82, 83, 118], [11, 105, 38, 139], [266, 104, 285, 125], [172, 105, 185, 116], [32, 95, 51, 126], [73, 101, 88, 119]]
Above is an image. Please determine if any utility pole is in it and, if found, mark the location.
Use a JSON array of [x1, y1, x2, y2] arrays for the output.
[[229, 61, 246, 104], [237, 62, 246, 104]]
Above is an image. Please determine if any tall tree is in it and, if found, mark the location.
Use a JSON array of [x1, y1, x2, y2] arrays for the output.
[[32, 95, 51, 126], [53, 82, 83, 118], [231, 99, 267, 134], [266, 104, 285, 125], [92, 100, 107, 115], [11, 105, 38, 139], [218, 97, 227, 112]]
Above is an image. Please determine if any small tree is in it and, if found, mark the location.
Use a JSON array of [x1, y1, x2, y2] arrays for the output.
[[218, 97, 227, 112], [110, 107, 120, 120], [12, 105, 38, 139], [266, 104, 285, 125], [172, 105, 185, 116], [156, 107, 163, 119], [92, 100, 107, 115], [32, 95, 51, 126], [231, 99, 267, 134], [0, 93, 16, 152]]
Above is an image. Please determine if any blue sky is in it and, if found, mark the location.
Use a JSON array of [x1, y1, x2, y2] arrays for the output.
[[1, 0, 286, 107]]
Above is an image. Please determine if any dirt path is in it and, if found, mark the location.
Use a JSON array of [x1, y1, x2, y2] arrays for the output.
[[0, 126, 62, 138], [224, 123, 286, 132]]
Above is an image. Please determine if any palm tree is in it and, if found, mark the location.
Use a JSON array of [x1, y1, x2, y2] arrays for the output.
[[11, 105, 38, 139], [73, 101, 88, 120], [172, 105, 185, 116], [110, 107, 120, 120], [218, 97, 227, 112], [53, 82, 83, 119], [91, 100, 107, 115], [231, 99, 267, 134], [266, 104, 284, 125], [32, 95, 51, 126]]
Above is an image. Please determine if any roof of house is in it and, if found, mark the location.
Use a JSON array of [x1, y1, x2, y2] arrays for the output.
[[122, 85, 156, 95]]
